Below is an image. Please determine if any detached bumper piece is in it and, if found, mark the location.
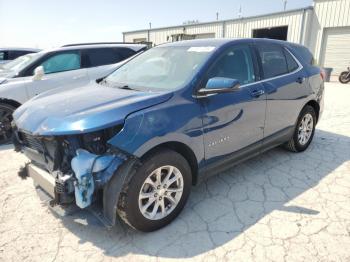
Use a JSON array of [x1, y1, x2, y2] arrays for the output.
[[27, 163, 113, 227]]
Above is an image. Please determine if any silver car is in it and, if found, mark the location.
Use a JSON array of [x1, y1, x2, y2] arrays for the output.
[[0, 43, 147, 144]]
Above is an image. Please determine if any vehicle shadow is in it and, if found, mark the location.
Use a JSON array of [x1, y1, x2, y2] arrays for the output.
[[59, 129, 350, 258]]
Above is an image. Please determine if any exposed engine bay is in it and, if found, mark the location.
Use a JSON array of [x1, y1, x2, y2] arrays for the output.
[[13, 124, 129, 209]]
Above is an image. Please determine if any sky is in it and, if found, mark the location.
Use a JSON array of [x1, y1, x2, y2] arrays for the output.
[[0, 0, 312, 49]]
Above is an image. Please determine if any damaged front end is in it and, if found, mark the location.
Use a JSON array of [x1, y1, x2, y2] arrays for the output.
[[13, 124, 135, 220]]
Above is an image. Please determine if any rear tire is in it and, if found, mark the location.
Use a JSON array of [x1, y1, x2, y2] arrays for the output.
[[0, 103, 16, 145], [339, 72, 350, 84], [116, 149, 192, 232], [285, 105, 316, 152]]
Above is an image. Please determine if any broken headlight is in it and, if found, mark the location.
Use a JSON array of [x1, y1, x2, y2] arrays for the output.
[[81, 125, 123, 155]]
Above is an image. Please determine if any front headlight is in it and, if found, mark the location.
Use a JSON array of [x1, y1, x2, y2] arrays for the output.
[[81, 125, 123, 155]]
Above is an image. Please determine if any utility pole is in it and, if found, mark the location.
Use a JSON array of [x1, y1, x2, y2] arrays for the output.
[[283, 0, 287, 11], [216, 12, 219, 21], [238, 5, 242, 18]]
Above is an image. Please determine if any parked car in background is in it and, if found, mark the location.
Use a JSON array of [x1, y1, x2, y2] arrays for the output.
[[0, 48, 41, 64], [0, 43, 147, 144], [13, 39, 324, 232]]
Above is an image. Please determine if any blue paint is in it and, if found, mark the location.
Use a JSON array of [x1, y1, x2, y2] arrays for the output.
[[14, 38, 324, 184], [71, 149, 122, 208]]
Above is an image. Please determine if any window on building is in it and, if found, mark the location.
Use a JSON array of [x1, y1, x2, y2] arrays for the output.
[[40, 52, 81, 74], [207, 45, 255, 85], [133, 38, 147, 43], [257, 44, 289, 79], [252, 26, 288, 41]]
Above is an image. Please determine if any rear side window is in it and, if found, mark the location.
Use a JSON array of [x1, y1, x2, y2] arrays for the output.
[[284, 49, 299, 72], [84, 48, 136, 68], [8, 50, 32, 60], [257, 44, 288, 79], [0, 51, 5, 61], [40, 51, 81, 74], [116, 48, 136, 60]]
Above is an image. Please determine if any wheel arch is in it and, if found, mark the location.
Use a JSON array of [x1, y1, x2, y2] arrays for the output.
[[305, 100, 320, 123], [0, 98, 21, 109], [140, 141, 199, 185]]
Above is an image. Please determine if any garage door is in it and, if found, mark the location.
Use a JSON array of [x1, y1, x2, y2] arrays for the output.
[[322, 27, 350, 76]]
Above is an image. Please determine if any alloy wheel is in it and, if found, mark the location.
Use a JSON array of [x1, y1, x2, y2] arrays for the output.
[[0, 107, 13, 144], [298, 113, 313, 145], [138, 165, 184, 220]]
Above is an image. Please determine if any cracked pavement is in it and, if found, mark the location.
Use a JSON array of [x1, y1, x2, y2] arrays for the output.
[[0, 82, 350, 262]]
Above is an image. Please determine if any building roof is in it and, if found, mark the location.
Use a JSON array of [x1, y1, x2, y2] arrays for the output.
[[123, 6, 313, 35]]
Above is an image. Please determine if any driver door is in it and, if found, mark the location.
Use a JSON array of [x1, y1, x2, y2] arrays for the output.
[[199, 44, 266, 164], [26, 51, 89, 98]]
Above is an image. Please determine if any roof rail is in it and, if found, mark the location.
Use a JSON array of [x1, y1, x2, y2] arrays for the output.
[[61, 42, 143, 47]]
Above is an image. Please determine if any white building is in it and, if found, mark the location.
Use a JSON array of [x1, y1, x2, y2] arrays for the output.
[[123, 0, 350, 78]]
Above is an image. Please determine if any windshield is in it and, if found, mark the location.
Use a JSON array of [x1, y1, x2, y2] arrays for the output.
[[1, 53, 41, 72], [105, 46, 215, 91]]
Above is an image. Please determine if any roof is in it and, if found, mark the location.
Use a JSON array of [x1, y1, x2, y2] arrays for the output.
[[156, 38, 294, 48], [0, 48, 41, 52], [42, 43, 147, 54], [123, 6, 313, 35]]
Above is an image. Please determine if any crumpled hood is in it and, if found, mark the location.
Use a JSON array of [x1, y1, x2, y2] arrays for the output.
[[14, 82, 172, 136]]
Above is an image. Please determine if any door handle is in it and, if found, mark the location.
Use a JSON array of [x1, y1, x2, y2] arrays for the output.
[[296, 77, 305, 84], [250, 89, 265, 97]]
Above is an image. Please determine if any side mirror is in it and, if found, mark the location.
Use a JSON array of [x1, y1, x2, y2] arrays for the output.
[[197, 77, 240, 96], [33, 66, 45, 80]]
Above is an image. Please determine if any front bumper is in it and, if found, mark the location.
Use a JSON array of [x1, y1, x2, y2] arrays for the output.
[[27, 163, 55, 198]]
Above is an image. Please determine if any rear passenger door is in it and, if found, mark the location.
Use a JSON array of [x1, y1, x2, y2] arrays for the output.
[[82, 48, 136, 80], [255, 43, 308, 140]]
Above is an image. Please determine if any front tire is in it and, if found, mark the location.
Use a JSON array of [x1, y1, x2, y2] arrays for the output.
[[339, 72, 350, 84], [117, 149, 192, 232], [285, 105, 316, 152], [0, 103, 16, 145]]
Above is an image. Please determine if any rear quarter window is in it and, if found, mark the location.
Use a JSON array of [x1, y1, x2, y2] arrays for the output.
[[284, 49, 299, 72]]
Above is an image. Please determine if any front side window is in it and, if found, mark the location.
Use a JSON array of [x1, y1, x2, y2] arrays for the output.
[[257, 44, 288, 79], [40, 52, 80, 74], [105, 46, 214, 91], [207, 45, 255, 85]]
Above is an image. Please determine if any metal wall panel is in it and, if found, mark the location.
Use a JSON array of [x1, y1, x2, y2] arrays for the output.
[[123, 9, 308, 46], [309, 0, 350, 65]]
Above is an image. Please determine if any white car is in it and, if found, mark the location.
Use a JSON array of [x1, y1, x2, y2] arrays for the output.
[[0, 43, 147, 144], [0, 48, 41, 65]]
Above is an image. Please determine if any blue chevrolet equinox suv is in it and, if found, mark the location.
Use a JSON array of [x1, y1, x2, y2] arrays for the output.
[[13, 39, 324, 231]]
